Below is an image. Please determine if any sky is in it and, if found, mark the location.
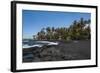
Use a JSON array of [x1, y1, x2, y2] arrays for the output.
[[22, 10, 91, 39]]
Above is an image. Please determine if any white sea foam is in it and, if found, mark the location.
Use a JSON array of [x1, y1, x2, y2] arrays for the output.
[[23, 41, 59, 49], [23, 44, 43, 49], [36, 41, 51, 44], [48, 42, 59, 45], [37, 41, 59, 45]]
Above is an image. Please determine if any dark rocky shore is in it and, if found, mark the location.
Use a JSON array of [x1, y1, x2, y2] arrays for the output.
[[23, 40, 91, 63]]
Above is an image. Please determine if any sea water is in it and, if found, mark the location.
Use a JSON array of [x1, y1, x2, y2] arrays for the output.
[[22, 39, 59, 49]]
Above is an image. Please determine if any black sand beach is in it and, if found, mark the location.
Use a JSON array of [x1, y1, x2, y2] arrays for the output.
[[23, 40, 91, 63]]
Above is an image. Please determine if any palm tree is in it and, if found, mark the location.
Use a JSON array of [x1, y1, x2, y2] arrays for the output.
[[35, 18, 91, 40], [46, 27, 51, 40]]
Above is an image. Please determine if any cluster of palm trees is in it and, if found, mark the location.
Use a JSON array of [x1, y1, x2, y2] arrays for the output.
[[33, 18, 91, 41]]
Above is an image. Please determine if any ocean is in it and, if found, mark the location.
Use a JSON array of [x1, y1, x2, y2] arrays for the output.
[[22, 39, 59, 49]]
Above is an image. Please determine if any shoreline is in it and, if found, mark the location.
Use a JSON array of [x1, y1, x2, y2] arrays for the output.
[[23, 40, 91, 63]]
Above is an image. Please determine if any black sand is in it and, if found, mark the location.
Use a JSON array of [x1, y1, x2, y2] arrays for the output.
[[23, 40, 91, 63]]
